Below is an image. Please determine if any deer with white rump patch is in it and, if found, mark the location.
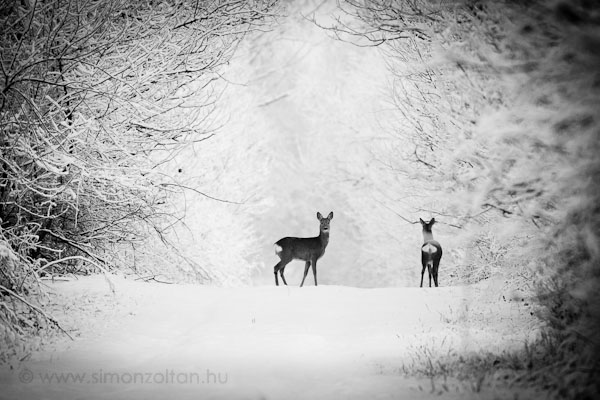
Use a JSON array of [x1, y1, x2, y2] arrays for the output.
[[420, 218, 442, 287], [273, 212, 333, 287]]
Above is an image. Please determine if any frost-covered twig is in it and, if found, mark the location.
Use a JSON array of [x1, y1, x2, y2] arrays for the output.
[[0, 284, 73, 340]]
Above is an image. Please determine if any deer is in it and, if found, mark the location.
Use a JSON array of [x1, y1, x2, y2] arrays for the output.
[[273, 211, 333, 287], [420, 218, 442, 287]]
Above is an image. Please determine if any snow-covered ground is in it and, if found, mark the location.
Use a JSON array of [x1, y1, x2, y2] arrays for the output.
[[0, 276, 540, 399]]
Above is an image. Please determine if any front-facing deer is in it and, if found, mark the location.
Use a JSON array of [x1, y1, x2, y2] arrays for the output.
[[273, 211, 333, 287], [420, 218, 442, 287]]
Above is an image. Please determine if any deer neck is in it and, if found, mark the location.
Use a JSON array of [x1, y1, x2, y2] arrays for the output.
[[319, 231, 330, 247], [422, 231, 434, 243]]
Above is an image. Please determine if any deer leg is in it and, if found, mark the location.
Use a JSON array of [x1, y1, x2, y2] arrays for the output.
[[274, 260, 289, 286], [421, 263, 427, 287], [300, 261, 311, 287], [279, 267, 288, 286], [311, 259, 318, 286], [433, 260, 439, 287], [427, 263, 432, 287], [274, 262, 281, 286]]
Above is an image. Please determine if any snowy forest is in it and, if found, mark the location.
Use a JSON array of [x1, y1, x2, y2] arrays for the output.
[[1, 0, 599, 399]]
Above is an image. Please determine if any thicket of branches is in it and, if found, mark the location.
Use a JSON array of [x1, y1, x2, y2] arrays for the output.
[[0, 0, 278, 362], [322, 0, 600, 397]]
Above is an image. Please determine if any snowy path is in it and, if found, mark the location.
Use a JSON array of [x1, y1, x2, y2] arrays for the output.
[[0, 276, 538, 400]]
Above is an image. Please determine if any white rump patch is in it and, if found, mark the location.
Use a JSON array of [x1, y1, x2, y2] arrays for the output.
[[274, 244, 283, 254], [422, 243, 438, 254]]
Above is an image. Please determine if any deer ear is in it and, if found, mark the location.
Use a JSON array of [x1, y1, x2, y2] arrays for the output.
[[430, 218, 436, 224], [328, 211, 333, 220], [317, 212, 323, 220], [419, 218, 425, 225]]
